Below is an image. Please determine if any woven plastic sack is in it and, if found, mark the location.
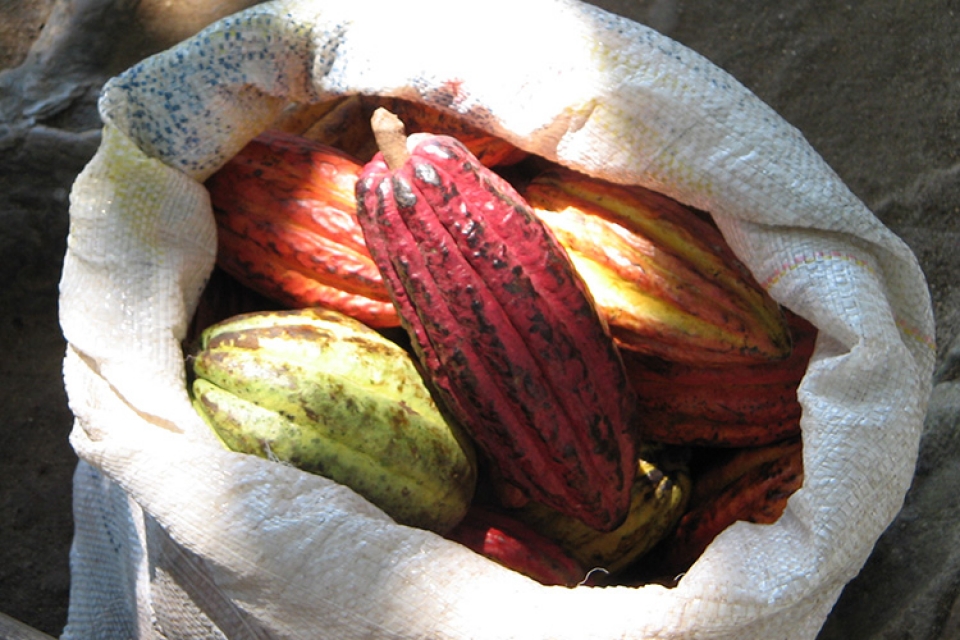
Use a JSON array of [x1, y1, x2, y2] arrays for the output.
[[59, 0, 936, 637]]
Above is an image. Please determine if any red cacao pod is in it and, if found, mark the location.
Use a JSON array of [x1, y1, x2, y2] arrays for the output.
[[354, 110, 639, 532], [445, 506, 586, 587]]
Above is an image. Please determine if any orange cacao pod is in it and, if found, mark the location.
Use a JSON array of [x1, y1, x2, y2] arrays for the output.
[[362, 97, 528, 167], [522, 167, 791, 366], [624, 311, 816, 447], [651, 437, 803, 577], [286, 95, 528, 167], [204, 130, 400, 328]]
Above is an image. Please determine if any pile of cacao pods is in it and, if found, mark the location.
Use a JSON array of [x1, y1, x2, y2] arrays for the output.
[[185, 95, 815, 588]]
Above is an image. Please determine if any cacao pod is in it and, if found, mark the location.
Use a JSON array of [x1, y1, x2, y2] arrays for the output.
[[510, 444, 691, 577], [187, 266, 278, 348], [650, 436, 803, 578], [297, 96, 381, 161], [521, 167, 791, 365], [189, 307, 477, 534], [445, 506, 587, 587], [289, 95, 528, 167], [632, 413, 802, 449], [687, 436, 803, 510], [360, 97, 528, 167], [355, 110, 639, 533], [205, 129, 400, 328], [269, 98, 351, 139], [624, 311, 816, 447]]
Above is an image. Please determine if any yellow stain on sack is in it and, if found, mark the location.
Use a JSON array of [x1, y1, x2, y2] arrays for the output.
[[73, 123, 216, 274], [64, 122, 217, 379], [95, 125, 182, 258]]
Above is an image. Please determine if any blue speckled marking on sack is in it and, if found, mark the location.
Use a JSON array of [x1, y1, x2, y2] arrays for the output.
[[98, 6, 346, 177]]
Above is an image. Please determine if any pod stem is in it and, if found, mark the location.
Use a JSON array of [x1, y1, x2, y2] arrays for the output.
[[371, 107, 410, 170]]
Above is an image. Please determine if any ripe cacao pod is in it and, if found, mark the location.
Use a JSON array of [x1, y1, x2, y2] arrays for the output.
[[268, 98, 350, 140], [293, 96, 381, 161], [360, 97, 528, 167], [287, 95, 528, 167], [510, 444, 691, 577], [204, 129, 400, 328], [651, 436, 803, 577], [354, 110, 639, 533], [445, 506, 587, 587], [624, 311, 816, 447], [189, 307, 477, 534], [687, 436, 803, 511], [521, 167, 791, 366]]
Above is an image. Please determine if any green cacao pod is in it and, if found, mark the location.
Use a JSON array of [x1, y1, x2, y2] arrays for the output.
[[189, 307, 477, 534]]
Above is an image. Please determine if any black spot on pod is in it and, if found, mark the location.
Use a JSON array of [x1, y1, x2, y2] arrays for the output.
[[392, 174, 418, 208]]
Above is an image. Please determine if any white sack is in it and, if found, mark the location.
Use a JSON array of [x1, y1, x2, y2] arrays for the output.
[[59, 0, 937, 637]]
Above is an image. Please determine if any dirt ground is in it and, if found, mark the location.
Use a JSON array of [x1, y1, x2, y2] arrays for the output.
[[2, 0, 958, 637]]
